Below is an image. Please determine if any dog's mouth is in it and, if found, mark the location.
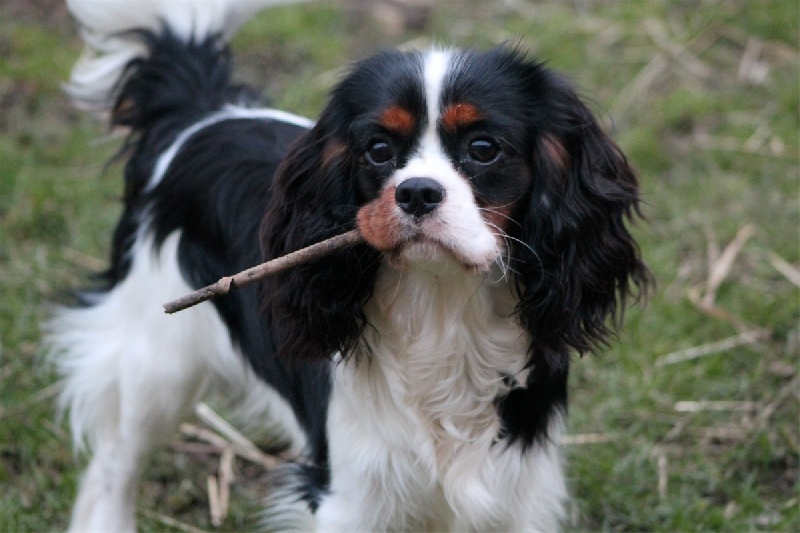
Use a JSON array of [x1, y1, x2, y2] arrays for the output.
[[388, 238, 464, 269], [356, 187, 500, 274], [372, 230, 497, 274]]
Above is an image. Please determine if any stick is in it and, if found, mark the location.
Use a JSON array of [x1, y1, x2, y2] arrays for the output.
[[195, 403, 284, 468], [218, 447, 235, 523], [138, 508, 211, 533], [768, 251, 800, 287], [673, 400, 761, 413], [208, 474, 222, 527], [163, 230, 363, 314], [180, 422, 283, 470], [656, 452, 668, 503], [703, 224, 754, 308], [655, 330, 766, 367]]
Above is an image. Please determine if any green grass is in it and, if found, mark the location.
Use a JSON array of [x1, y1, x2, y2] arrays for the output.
[[1, 1, 797, 531]]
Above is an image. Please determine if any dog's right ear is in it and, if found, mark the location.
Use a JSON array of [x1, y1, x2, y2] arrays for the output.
[[260, 110, 380, 363]]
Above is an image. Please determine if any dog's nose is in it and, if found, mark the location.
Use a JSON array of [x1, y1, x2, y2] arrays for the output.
[[395, 178, 445, 218]]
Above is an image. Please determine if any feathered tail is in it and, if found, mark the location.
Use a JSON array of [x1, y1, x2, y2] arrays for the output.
[[66, 0, 306, 197], [66, 0, 303, 113]]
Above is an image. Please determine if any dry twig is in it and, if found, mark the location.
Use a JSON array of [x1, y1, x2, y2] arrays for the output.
[[560, 433, 614, 445], [656, 330, 766, 366], [749, 373, 800, 431], [218, 447, 235, 523], [207, 475, 222, 527], [674, 400, 761, 412], [686, 224, 768, 334], [657, 452, 668, 503], [180, 423, 231, 450], [767, 251, 800, 288], [0, 382, 62, 419], [163, 230, 363, 314], [643, 18, 711, 80], [195, 403, 285, 468], [702, 224, 755, 308], [138, 508, 211, 533], [177, 404, 291, 526]]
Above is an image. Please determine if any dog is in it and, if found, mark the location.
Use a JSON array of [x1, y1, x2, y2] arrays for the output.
[[49, 0, 649, 530]]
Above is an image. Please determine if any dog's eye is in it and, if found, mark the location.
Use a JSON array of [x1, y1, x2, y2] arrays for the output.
[[467, 138, 500, 164], [366, 140, 395, 165]]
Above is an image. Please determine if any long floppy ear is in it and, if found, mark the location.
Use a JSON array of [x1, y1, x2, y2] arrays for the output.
[[260, 110, 381, 362], [513, 71, 651, 367]]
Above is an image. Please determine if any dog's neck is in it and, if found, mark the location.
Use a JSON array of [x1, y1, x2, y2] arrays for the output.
[[352, 262, 531, 456]]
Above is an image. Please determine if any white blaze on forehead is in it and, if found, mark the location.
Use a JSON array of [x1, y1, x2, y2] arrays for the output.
[[420, 49, 453, 159], [381, 49, 498, 270], [393, 48, 454, 183], [393, 48, 453, 180]]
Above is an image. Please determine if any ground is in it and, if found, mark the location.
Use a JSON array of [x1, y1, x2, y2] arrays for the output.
[[0, 0, 797, 531]]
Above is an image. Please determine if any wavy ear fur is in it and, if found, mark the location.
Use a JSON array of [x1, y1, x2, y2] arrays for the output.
[[514, 70, 651, 367], [260, 110, 381, 362]]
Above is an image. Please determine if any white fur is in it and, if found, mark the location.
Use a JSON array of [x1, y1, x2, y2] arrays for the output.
[[317, 265, 567, 531], [389, 50, 499, 270], [422, 49, 450, 137], [65, 0, 307, 110], [46, 231, 307, 531], [261, 465, 320, 532]]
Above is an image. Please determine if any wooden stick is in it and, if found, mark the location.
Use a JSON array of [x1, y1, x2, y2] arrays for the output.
[[179, 422, 284, 469], [195, 403, 285, 467], [208, 474, 222, 527], [163, 229, 363, 314]]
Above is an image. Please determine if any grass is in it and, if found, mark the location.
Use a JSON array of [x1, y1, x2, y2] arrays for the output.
[[1, 0, 797, 531]]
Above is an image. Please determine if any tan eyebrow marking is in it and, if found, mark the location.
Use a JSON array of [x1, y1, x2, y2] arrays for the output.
[[379, 106, 416, 136], [441, 103, 485, 133]]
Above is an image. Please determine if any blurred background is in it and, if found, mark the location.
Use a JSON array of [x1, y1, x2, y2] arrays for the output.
[[0, 0, 797, 530]]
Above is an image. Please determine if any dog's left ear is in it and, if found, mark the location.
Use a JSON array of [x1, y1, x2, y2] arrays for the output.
[[260, 109, 380, 363], [513, 70, 651, 366]]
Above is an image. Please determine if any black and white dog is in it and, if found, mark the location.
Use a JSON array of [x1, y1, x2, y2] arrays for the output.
[[49, 0, 649, 530]]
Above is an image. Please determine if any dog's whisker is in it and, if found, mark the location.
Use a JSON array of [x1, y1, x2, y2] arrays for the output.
[[478, 204, 524, 229]]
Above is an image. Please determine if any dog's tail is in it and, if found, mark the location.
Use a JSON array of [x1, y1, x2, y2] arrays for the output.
[[66, 0, 300, 131]]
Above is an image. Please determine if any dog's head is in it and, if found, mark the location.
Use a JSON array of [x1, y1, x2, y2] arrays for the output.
[[262, 47, 649, 365]]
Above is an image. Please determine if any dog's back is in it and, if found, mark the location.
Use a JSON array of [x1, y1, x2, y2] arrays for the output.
[[49, 1, 327, 529]]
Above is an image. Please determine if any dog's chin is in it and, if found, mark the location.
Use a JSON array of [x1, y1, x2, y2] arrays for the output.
[[386, 239, 497, 276]]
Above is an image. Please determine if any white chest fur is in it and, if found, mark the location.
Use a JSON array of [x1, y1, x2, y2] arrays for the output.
[[317, 265, 565, 531], [359, 264, 530, 457]]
